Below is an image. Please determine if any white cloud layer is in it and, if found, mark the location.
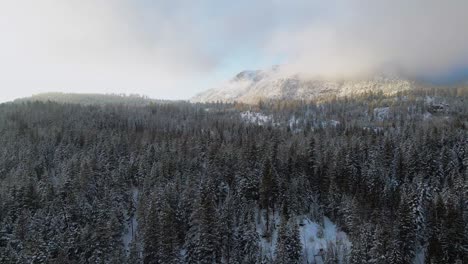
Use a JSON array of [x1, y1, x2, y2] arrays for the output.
[[267, 0, 468, 79], [0, 0, 216, 102], [0, 0, 467, 102]]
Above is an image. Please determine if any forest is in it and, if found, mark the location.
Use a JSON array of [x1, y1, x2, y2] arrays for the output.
[[0, 88, 467, 264]]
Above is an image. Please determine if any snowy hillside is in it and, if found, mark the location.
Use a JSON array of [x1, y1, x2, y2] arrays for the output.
[[191, 66, 414, 104], [255, 211, 351, 264]]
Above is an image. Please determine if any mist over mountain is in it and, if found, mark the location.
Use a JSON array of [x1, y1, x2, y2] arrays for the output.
[[191, 66, 419, 104]]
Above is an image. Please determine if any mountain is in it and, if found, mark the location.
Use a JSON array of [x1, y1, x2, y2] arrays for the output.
[[14, 92, 167, 106], [191, 66, 414, 103]]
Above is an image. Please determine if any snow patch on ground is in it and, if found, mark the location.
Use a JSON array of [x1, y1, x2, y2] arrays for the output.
[[289, 115, 298, 129], [123, 187, 139, 255], [373, 107, 390, 121], [255, 210, 350, 263], [423, 112, 432, 120], [414, 248, 425, 264], [256, 210, 280, 260], [425, 96, 435, 104], [300, 217, 351, 264], [363, 126, 384, 133], [241, 111, 273, 125], [424, 96, 450, 113], [289, 116, 304, 133], [321, 120, 341, 128], [329, 120, 340, 127]]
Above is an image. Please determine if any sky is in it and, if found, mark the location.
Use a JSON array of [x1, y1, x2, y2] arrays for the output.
[[1, 0, 468, 102]]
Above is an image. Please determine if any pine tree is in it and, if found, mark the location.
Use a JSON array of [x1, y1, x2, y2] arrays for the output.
[[369, 224, 389, 264], [127, 240, 143, 264], [185, 182, 219, 264], [275, 220, 289, 264], [159, 195, 180, 264], [396, 192, 417, 264], [143, 198, 162, 264], [287, 221, 303, 264], [235, 210, 260, 264], [259, 158, 278, 236], [275, 219, 302, 264], [350, 224, 373, 264]]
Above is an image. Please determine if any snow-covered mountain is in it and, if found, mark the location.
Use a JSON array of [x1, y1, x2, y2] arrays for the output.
[[191, 66, 414, 104]]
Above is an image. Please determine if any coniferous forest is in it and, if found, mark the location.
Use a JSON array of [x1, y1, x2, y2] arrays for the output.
[[0, 89, 467, 264]]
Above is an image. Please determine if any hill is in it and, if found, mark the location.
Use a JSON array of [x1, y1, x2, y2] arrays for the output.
[[14, 92, 166, 106]]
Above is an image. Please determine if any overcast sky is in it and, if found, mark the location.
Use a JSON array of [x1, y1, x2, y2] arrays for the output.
[[1, 0, 468, 102]]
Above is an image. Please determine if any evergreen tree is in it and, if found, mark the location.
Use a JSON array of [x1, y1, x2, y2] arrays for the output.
[[275, 219, 302, 264], [185, 181, 219, 264]]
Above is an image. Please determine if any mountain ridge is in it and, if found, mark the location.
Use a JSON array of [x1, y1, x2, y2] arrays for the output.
[[13, 92, 170, 106]]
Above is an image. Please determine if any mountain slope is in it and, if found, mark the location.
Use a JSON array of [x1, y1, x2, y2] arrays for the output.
[[191, 66, 414, 103]]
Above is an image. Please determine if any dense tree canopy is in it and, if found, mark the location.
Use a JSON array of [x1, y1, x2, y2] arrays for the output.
[[0, 88, 466, 263]]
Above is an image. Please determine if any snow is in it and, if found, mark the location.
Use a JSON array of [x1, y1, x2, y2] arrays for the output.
[[414, 248, 425, 264], [123, 187, 139, 255], [425, 96, 449, 112], [363, 126, 384, 133], [423, 112, 432, 120], [289, 116, 298, 129], [373, 107, 390, 121], [240, 111, 273, 125], [300, 217, 351, 264], [255, 209, 351, 264], [256, 209, 280, 260], [329, 120, 340, 127], [425, 96, 435, 104], [321, 120, 341, 128], [289, 116, 305, 133]]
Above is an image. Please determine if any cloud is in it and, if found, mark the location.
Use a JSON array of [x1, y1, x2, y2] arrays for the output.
[[0, 0, 467, 102], [0, 0, 217, 101], [266, 0, 468, 79]]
